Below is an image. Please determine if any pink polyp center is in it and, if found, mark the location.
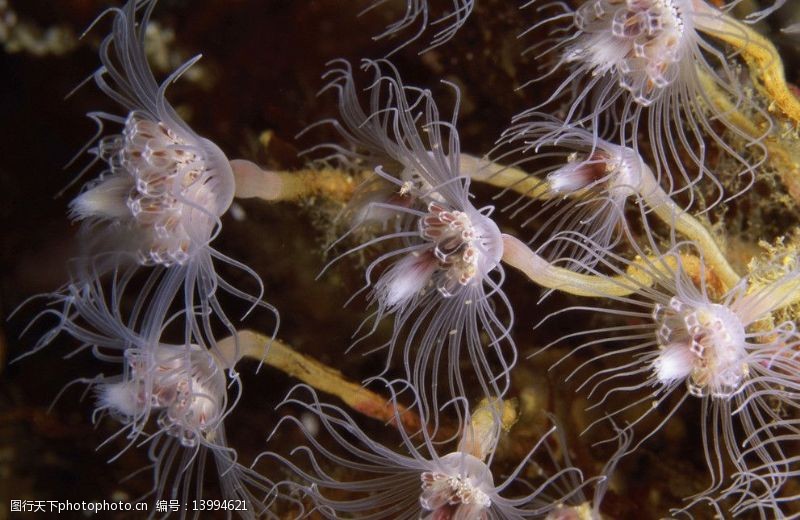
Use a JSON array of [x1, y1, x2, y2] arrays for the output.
[[102, 112, 218, 266], [548, 149, 642, 200], [549, 151, 617, 195], [419, 453, 493, 520], [420, 202, 482, 297], [653, 297, 748, 397], [570, 0, 689, 105], [121, 346, 224, 447]]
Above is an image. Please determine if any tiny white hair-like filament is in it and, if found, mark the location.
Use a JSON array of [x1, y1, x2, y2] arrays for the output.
[[539, 235, 800, 514], [307, 59, 516, 420], [360, 0, 475, 56], [517, 0, 772, 209], [542, 420, 632, 520], [257, 381, 588, 519]]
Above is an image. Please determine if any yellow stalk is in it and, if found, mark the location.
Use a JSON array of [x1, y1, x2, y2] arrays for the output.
[[501, 234, 729, 298], [217, 330, 420, 431], [693, 0, 800, 125], [697, 70, 800, 205]]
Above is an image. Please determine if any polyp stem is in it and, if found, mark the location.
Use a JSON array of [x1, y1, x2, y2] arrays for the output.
[[500, 234, 650, 297], [231, 159, 367, 203], [217, 330, 420, 431], [638, 165, 741, 289], [501, 234, 729, 298], [234, 156, 740, 289]]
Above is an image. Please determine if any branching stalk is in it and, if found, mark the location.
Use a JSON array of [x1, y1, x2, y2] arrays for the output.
[[234, 156, 740, 287], [501, 234, 729, 298], [459, 154, 554, 199], [696, 70, 800, 206], [501, 234, 654, 296], [216, 330, 421, 431], [637, 164, 741, 289], [692, 0, 800, 125]]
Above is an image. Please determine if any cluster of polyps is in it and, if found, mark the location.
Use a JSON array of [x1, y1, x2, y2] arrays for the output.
[[23, 0, 278, 514], [20, 0, 800, 516], [518, 0, 772, 207], [493, 3, 795, 511], [568, 0, 690, 105]]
